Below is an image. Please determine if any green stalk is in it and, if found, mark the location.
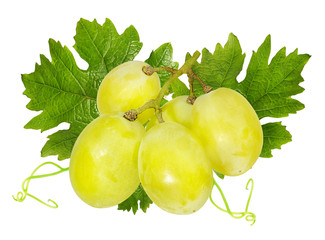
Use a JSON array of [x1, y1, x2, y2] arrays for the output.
[[124, 51, 201, 122]]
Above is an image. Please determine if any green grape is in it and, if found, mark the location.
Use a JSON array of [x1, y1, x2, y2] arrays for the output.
[[138, 122, 213, 214], [97, 61, 161, 124], [191, 87, 263, 176], [69, 113, 145, 208], [146, 95, 193, 130]]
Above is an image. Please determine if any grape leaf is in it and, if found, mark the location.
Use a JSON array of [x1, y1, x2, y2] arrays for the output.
[[74, 18, 143, 77], [22, 18, 142, 160], [237, 35, 310, 157], [41, 123, 84, 160], [260, 122, 292, 158], [118, 184, 153, 214], [145, 43, 189, 98], [192, 33, 245, 97], [238, 35, 310, 119]]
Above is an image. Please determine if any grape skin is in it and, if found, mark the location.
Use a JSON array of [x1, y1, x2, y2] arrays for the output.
[[191, 88, 263, 176], [97, 61, 161, 124], [138, 122, 213, 214], [146, 95, 193, 130], [69, 113, 145, 208]]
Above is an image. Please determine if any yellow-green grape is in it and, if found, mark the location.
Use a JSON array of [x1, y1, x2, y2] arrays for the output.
[[97, 61, 161, 124], [191, 88, 263, 176], [146, 95, 193, 130], [138, 122, 213, 214], [69, 113, 145, 208]]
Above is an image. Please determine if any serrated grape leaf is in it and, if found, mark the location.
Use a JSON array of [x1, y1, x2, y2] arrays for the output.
[[191, 33, 245, 97], [118, 184, 153, 214], [41, 123, 84, 160], [22, 18, 142, 160], [74, 18, 143, 77], [238, 35, 310, 119], [260, 122, 292, 158], [145, 43, 189, 98], [236, 35, 309, 157]]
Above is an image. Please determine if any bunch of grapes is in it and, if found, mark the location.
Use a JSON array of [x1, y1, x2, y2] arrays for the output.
[[69, 60, 263, 215]]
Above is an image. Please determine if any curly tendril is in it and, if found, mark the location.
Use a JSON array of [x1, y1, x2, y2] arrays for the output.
[[209, 177, 256, 225], [12, 162, 69, 208]]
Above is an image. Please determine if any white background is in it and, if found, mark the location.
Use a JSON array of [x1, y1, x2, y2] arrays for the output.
[[1, 0, 324, 239]]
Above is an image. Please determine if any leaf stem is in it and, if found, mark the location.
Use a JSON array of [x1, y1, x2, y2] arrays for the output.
[[186, 72, 196, 105], [155, 108, 164, 123], [143, 66, 178, 75]]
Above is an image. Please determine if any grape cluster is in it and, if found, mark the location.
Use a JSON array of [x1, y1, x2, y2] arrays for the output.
[[69, 61, 263, 214]]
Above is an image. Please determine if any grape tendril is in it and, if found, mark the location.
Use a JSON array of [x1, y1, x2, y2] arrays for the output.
[[209, 177, 256, 225], [12, 161, 69, 208]]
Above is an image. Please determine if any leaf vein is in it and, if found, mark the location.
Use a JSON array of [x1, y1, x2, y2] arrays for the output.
[[251, 57, 305, 105], [219, 46, 235, 87], [24, 78, 96, 101], [42, 136, 78, 155], [79, 20, 108, 73]]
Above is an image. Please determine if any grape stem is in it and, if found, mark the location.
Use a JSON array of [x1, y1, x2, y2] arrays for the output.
[[210, 177, 256, 225], [143, 66, 178, 75], [124, 51, 203, 122], [185, 69, 213, 104], [187, 71, 196, 104], [188, 69, 213, 94], [12, 161, 69, 208]]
